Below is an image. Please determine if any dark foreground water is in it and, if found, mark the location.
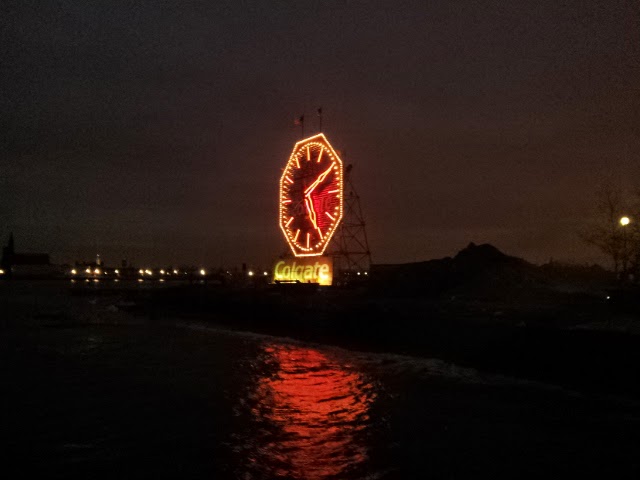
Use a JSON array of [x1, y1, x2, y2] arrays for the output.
[[2, 284, 640, 478]]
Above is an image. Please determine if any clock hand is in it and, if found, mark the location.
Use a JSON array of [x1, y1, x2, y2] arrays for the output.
[[303, 165, 333, 241], [304, 165, 333, 196], [304, 196, 322, 240]]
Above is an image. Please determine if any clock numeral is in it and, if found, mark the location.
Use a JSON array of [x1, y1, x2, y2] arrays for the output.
[[317, 148, 323, 163], [293, 229, 300, 242], [325, 212, 336, 221], [285, 216, 294, 227]]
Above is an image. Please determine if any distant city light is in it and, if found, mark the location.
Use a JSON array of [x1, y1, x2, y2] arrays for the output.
[[248, 270, 254, 276], [94, 268, 101, 275], [71, 269, 77, 275], [160, 269, 165, 275], [173, 269, 178, 274], [139, 269, 144, 275], [145, 269, 152, 275], [620, 216, 631, 226], [200, 269, 206, 276], [85, 268, 91, 274], [138, 278, 144, 283], [114, 269, 119, 274], [263, 271, 268, 276], [159, 278, 165, 282], [0, 269, 4, 275]]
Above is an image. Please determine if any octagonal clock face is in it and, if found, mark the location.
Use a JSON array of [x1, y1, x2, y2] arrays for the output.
[[279, 133, 343, 257]]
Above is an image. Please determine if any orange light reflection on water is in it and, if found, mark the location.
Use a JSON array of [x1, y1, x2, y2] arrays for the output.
[[243, 344, 376, 480]]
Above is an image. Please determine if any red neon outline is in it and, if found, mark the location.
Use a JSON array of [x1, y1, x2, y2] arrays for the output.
[[279, 134, 344, 258]]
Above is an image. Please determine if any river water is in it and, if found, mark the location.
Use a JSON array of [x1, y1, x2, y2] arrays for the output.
[[2, 283, 640, 478]]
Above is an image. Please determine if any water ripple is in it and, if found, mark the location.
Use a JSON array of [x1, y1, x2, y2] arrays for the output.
[[234, 343, 378, 480]]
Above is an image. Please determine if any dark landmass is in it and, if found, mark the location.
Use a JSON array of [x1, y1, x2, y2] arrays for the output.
[[96, 242, 640, 401], [4, 274, 640, 479], [3, 243, 640, 400], [3, 244, 640, 478]]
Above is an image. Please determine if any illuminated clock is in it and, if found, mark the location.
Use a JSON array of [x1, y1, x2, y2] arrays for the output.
[[279, 133, 344, 257]]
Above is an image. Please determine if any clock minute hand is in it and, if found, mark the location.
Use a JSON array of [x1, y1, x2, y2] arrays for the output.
[[304, 165, 333, 196]]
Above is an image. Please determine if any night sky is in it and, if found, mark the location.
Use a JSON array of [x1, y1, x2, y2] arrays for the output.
[[2, 1, 639, 268]]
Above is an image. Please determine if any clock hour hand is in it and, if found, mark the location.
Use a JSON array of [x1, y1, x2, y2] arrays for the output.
[[304, 165, 333, 240], [304, 196, 320, 239]]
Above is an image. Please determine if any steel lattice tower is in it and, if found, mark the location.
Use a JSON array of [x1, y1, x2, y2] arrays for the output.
[[328, 164, 372, 278]]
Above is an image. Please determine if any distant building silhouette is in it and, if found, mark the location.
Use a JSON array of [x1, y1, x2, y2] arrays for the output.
[[1, 233, 52, 277]]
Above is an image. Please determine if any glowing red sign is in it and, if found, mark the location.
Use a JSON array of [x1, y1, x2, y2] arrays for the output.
[[279, 134, 344, 257]]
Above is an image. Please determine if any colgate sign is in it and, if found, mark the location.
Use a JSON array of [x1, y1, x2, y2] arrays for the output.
[[273, 256, 333, 286]]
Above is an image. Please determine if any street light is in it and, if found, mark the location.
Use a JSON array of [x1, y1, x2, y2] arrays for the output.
[[620, 216, 632, 280]]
